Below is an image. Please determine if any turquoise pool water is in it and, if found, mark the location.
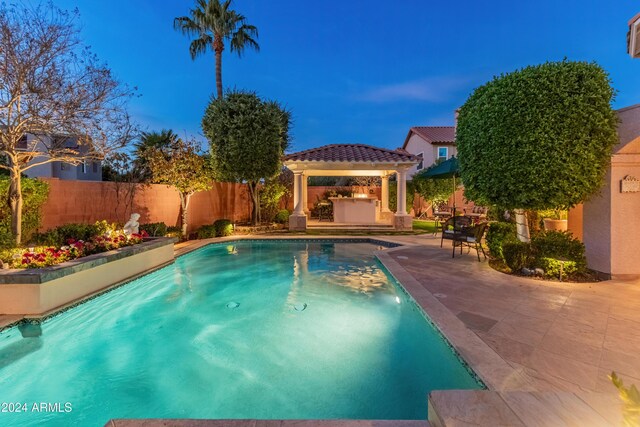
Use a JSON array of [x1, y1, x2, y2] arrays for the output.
[[0, 241, 480, 426]]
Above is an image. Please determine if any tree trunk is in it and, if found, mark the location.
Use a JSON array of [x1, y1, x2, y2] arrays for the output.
[[8, 167, 23, 246], [514, 208, 531, 242], [247, 182, 259, 226], [180, 193, 191, 238], [213, 35, 224, 99]]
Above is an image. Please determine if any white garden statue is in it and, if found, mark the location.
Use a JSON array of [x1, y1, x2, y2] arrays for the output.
[[123, 213, 141, 235]]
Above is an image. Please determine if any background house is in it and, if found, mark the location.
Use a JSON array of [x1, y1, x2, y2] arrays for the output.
[[402, 126, 456, 178], [18, 133, 102, 181]]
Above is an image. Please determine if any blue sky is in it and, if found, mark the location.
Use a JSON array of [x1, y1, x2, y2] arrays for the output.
[[56, 0, 640, 152]]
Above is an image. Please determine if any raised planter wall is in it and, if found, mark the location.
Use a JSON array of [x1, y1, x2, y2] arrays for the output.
[[0, 238, 174, 315]]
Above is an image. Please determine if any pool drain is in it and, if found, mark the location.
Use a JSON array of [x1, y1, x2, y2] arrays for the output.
[[226, 302, 240, 309], [294, 303, 307, 312]]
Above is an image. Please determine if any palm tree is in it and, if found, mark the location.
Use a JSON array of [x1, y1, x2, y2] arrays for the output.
[[174, 0, 259, 99], [133, 129, 180, 181]]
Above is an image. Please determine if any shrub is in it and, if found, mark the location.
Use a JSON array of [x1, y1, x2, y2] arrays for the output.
[[213, 219, 234, 237], [531, 230, 586, 270], [0, 225, 13, 250], [32, 223, 97, 246], [485, 222, 517, 261], [196, 225, 217, 239], [502, 241, 533, 272], [140, 222, 168, 237], [260, 181, 288, 223], [274, 209, 290, 224], [537, 257, 578, 279], [0, 176, 49, 248], [166, 226, 183, 241]]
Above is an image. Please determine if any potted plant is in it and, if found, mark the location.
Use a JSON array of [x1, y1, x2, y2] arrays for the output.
[[539, 209, 568, 231]]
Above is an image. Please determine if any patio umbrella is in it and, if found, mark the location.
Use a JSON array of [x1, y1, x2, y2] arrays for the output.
[[423, 156, 460, 224]]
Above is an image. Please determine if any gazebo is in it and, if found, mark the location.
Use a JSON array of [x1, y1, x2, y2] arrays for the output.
[[283, 144, 419, 231]]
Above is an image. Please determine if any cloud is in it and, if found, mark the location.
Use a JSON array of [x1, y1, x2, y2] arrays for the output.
[[357, 76, 471, 103]]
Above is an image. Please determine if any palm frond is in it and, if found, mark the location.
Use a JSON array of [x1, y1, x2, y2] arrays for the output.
[[230, 24, 259, 56], [189, 37, 211, 60]]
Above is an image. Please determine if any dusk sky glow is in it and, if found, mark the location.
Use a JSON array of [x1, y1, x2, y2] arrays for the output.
[[56, 0, 640, 152]]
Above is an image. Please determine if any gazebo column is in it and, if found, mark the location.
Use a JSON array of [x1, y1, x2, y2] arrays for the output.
[[302, 173, 309, 216], [381, 174, 391, 212], [289, 171, 307, 231], [394, 167, 412, 230]]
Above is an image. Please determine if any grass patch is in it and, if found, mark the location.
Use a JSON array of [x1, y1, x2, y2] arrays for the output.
[[413, 220, 438, 233]]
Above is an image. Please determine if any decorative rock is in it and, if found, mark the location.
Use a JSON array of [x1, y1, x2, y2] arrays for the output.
[[226, 302, 240, 309], [534, 268, 545, 276], [521, 267, 534, 276]]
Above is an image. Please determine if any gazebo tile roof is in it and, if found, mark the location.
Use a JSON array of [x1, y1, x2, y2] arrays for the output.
[[283, 144, 418, 163]]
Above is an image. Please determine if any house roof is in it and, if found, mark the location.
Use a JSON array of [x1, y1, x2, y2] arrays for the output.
[[402, 126, 456, 149], [283, 144, 418, 163]]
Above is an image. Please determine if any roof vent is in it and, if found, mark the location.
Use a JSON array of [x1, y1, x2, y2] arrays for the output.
[[628, 13, 640, 58]]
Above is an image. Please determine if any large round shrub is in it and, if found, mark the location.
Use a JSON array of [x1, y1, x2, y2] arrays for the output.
[[456, 61, 618, 211]]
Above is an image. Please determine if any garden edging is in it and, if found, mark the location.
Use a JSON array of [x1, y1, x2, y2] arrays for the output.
[[0, 237, 174, 315]]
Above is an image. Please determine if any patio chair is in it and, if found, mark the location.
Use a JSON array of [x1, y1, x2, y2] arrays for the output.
[[440, 216, 473, 249], [455, 222, 488, 262]]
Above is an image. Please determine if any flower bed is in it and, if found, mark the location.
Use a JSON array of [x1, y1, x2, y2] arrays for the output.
[[0, 237, 174, 315], [5, 231, 148, 269]]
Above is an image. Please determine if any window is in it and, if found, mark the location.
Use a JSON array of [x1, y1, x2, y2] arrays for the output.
[[92, 162, 98, 173], [60, 162, 67, 171], [437, 147, 448, 160], [416, 152, 424, 170]]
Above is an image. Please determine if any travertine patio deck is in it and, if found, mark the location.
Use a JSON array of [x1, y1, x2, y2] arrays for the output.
[[383, 234, 640, 396]]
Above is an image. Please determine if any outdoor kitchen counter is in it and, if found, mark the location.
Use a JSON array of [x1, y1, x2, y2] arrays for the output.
[[329, 197, 380, 224]]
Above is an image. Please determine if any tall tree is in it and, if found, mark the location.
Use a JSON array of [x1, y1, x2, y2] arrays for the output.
[[145, 138, 213, 237], [456, 60, 619, 241], [202, 90, 291, 225], [174, 0, 259, 99], [0, 3, 136, 245]]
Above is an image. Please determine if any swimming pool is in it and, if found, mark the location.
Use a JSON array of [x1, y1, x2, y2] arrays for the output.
[[0, 240, 480, 426]]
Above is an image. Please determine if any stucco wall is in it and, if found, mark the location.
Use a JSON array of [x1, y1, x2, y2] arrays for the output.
[[404, 134, 457, 178], [582, 104, 640, 279], [39, 178, 251, 233]]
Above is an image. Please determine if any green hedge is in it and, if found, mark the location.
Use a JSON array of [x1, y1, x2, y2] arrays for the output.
[[485, 222, 517, 261]]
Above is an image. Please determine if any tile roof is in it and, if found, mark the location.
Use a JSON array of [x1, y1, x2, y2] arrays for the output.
[[283, 144, 418, 163], [403, 126, 456, 148]]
